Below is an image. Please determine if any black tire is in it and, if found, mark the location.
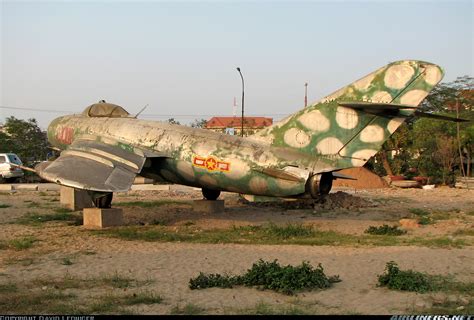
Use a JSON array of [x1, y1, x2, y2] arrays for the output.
[[202, 188, 221, 200], [319, 172, 333, 195], [94, 193, 113, 208]]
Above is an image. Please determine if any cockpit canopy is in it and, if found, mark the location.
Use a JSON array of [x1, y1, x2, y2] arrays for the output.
[[82, 100, 130, 118]]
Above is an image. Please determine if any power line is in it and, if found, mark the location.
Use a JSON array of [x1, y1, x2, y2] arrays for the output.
[[0, 105, 288, 118]]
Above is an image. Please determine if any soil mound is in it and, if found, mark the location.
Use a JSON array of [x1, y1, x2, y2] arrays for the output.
[[333, 167, 388, 189]]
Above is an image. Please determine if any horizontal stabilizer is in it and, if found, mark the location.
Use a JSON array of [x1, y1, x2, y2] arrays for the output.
[[413, 111, 469, 122], [339, 101, 417, 110], [339, 102, 469, 123]]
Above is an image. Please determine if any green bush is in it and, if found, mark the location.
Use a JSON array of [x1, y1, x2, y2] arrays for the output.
[[365, 225, 407, 236], [378, 261, 435, 293], [189, 259, 340, 295]]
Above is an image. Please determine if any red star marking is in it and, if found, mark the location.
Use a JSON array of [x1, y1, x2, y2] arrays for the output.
[[205, 157, 217, 171]]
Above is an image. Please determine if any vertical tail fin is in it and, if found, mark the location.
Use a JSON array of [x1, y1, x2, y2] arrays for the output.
[[249, 60, 444, 167]]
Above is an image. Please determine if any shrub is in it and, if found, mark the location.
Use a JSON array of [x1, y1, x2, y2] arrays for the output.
[[378, 261, 435, 293], [189, 259, 340, 295], [365, 225, 407, 236]]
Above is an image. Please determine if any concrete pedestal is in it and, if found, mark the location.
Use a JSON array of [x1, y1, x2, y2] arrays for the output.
[[60, 186, 93, 211], [83, 208, 123, 228], [193, 200, 225, 214]]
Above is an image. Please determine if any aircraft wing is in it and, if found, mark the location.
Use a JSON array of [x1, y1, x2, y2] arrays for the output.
[[36, 139, 167, 192]]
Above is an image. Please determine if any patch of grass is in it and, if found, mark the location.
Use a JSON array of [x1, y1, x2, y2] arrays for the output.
[[0, 203, 11, 208], [38, 191, 48, 196], [4, 257, 36, 266], [466, 210, 474, 216], [101, 272, 135, 289], [100, 272, 152, 289], [409, 208, 430, 216], [189, 259, 340, 295], [32, 274, 84, 290], [94, 224, 470, 248], [122, 291, 163, 305], [54, 207, 74, 213], [80, 250, 97, 255], [453, 229, 474, 237], [427, 299, 474, 315], [32, 273, 153, 290], [418, 215, 433, 225], [365, 225, 407, 236], [0, 240, 7, 250], [243, 301, 309, 315], [170, 303, 204, 315], [151, 219, 169, 226], [0, 282, 18, 293], [25, 201, 41, 208], [9, 236, 37, 250], [16, 211, 81, 226], [61, 257, 74, 265], [264, 223, 315, 239], [116, 200, 192, 208], [0, 289, 76, 313]]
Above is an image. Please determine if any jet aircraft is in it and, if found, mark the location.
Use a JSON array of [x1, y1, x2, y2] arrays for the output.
[[35, 60, 461, 208]]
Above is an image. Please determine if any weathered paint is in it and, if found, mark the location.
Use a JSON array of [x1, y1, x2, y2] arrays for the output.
[[46, 60, 444, 198]]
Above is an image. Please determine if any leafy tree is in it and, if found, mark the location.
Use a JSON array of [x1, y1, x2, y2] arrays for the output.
[[372, 75, 473, 183], [190, 118, 207, 128], [167, 118, 181, 125], [1, 117, 49, 166]]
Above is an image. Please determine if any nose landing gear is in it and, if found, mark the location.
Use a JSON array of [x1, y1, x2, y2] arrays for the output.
[[202, 188, 221, 200]]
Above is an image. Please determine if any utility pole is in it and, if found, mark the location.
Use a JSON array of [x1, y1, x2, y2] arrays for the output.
[[237, 67, 245, 137], [304, 82, 308, 107]]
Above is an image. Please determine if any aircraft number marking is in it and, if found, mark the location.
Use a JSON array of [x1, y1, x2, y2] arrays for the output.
[[193, 155, 230, 172], [56, 126, 74, 145]]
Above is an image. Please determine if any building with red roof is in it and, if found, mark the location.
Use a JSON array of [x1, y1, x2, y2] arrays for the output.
[[205, 116, 273, 136]]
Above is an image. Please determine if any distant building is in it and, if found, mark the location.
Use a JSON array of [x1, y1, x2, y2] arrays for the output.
[[205, 116, 273, 136], [446, 89, 473, 111]]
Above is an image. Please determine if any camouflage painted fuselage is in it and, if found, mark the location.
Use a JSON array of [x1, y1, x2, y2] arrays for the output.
[[46, 60, 444, 197], [47, 116, 339, 197]]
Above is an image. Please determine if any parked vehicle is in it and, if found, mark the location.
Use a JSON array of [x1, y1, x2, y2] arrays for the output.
[[0, 153, 24, 183]]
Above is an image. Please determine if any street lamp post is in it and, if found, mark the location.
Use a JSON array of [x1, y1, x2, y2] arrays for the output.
[[237, 67, 245, 137]]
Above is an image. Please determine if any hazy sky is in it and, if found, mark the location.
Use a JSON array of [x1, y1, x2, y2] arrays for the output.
[[1, 0, 473, 129]]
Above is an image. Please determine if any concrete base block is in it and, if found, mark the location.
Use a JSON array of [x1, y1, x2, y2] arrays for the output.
[[0, 185, 13, 191], [131, 184, 169, 191], [14, 184, 38, 191], [133, 176, 155, 184], [60, 186, 93, 211], [83, 208, 123, 228], [38, 183, 60, 191], [193, 200, 225, 214]]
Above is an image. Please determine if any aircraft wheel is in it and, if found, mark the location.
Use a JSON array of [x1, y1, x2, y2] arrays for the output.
[[202, 188, 220, 200], [94, 193, 113, 208]]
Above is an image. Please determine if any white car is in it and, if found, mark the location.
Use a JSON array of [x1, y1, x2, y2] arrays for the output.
[[0, 153, 24, 183]]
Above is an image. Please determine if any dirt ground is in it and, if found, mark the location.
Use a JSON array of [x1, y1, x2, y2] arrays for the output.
[[0, 186, 472, 315]]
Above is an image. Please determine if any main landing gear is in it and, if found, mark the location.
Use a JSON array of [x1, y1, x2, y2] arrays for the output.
[[202, 188, 221, 200], [91, 192, 113, 208]]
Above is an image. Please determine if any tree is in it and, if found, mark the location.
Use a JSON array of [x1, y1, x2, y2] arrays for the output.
[[167, 118, 181, 125], [2, 117, 49, 166], [190, 118, 207, 128], [372, 75, 473, 183]]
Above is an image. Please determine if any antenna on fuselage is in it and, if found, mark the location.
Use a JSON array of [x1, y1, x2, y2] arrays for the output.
[[134, 104, 149, 118]]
